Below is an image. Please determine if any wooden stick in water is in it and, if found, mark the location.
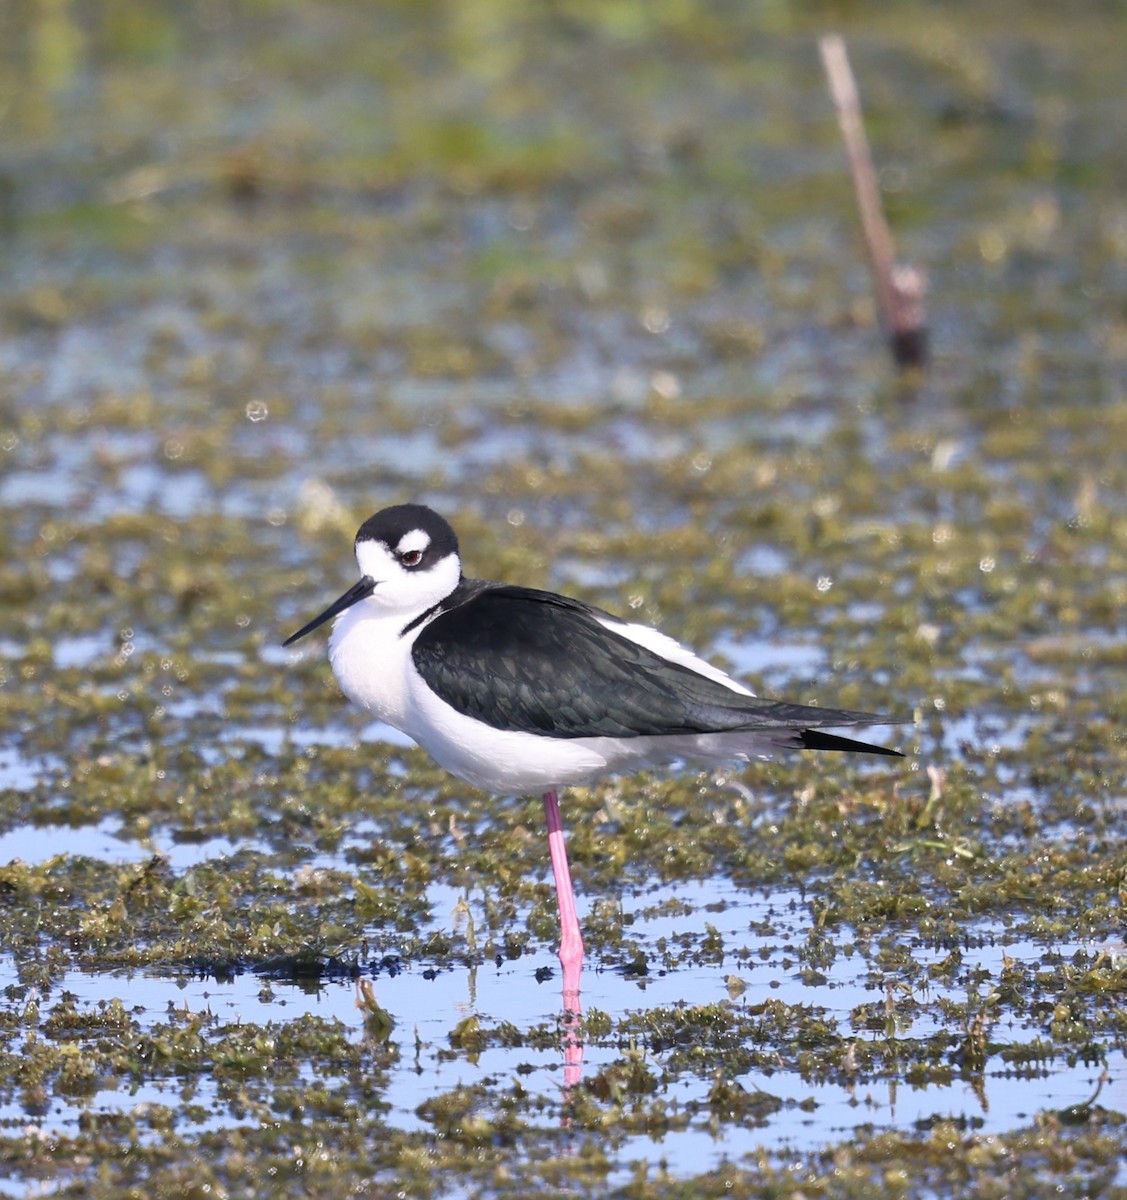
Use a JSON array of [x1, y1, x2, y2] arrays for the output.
[[819, 33, 927, 370]]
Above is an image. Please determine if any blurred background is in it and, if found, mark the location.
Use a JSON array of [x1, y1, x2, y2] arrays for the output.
[[2, 1, 1127, 1196]]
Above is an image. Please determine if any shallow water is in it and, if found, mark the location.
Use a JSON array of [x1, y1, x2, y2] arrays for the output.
[[1, 880, 1123, 1187], [3, 1, 1127, 1195]]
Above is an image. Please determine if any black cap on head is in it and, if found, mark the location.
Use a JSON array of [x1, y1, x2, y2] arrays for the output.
[[356, 504, 459, 569]]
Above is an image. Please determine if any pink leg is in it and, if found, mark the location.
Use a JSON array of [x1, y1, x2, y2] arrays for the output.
[[543, 789, 584, 1099], [543, 789, 584, 993], [561, 986, 584, 1096]]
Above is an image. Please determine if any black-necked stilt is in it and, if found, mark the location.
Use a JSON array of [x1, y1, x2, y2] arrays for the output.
[[284, 503, 903, 988]]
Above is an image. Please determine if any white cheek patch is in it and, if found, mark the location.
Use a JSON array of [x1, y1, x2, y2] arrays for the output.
[[396, 529, 431, 556]]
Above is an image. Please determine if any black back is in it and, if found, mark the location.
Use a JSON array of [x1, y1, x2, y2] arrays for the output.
[[411, 583, 891, 740]]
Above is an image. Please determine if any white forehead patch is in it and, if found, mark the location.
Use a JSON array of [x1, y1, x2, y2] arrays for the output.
[[396, 529, 431, 556], [355, 539, 397, 579]]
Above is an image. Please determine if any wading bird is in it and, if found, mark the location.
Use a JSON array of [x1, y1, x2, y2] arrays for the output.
[[284, 504, 902, 994]]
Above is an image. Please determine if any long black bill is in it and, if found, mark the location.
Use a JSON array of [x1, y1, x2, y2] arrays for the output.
[[283, 576, 376, 646]]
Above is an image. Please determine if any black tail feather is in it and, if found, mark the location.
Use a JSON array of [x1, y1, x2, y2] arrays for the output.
[[797, 728, 904, 757]]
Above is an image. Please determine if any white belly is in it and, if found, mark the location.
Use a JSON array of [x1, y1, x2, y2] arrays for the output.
[[403, 677, 780, 793]]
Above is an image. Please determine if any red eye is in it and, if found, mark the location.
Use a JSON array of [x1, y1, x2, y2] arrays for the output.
[[400, 549, 423, 567]]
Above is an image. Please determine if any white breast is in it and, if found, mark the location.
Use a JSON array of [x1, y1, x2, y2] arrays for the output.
[[327, 601, 607, 791], [328, 603, 418, 727]]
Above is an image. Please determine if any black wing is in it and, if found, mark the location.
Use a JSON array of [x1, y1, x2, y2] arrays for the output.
[[410, 584, 897, 742]]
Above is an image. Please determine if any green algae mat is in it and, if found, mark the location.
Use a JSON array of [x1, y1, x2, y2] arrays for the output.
[[2, 1, 1127, 1196]]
